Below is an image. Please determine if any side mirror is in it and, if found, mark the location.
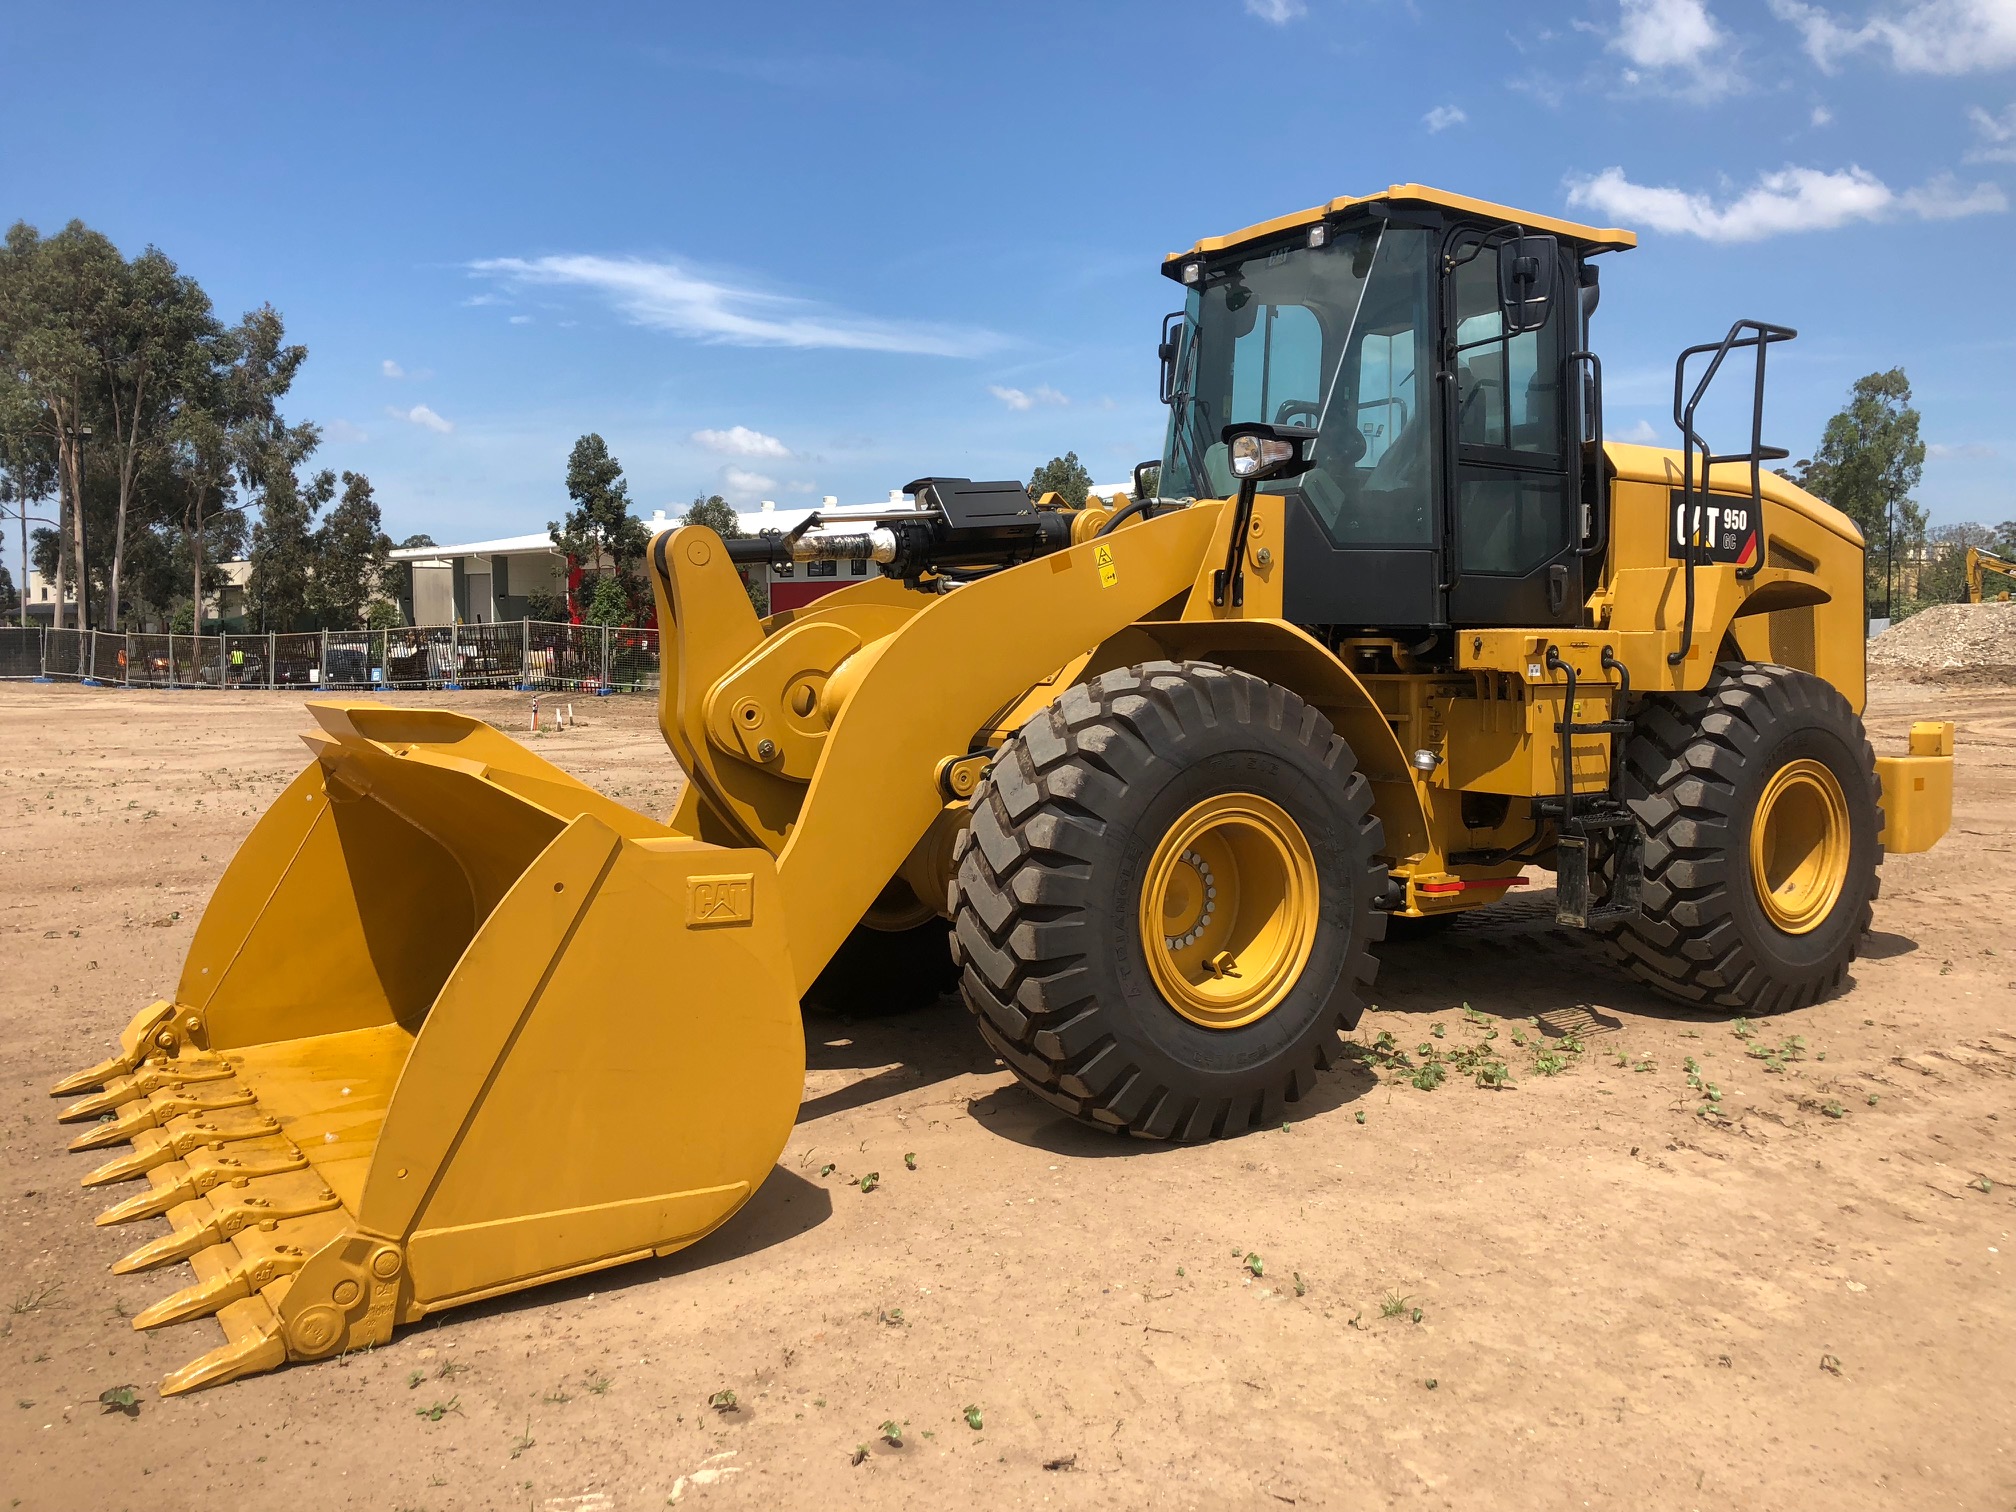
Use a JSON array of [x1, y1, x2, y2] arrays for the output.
[[1498, 234, 1558, 335], [1158, 311, 1185, 405], [1220, 422, 1316, 484]]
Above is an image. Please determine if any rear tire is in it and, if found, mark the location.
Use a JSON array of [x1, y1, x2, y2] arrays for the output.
[[950, 661, 1386, 1140], [1602, 662, 1882, 1012], [804, 915, 958, 1018]]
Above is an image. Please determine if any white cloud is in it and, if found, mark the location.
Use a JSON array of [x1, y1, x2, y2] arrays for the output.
[[1771, 0, 2016, 74], [988, 384, 1069, 411], [1424, 104, 1468, 132], [1245, 0, 1307, 21], [1927, 440, 1998, 458], [508, 314, 533, 325], [381, 359, 404, 379], [325, 419, 370, 444], [1812, 103, 1834, 124], [1969, 102, 2016, 162], [1899, 172, 2010, 217], [721, 467, 777, 498], [1613, 0, 1729, 70], [1565, 163, 2007, 241], [1617, 418, 1662, 443], [386, 404, 454, 434], [693, 425, 791, 458], [467, 254, 999, 357]]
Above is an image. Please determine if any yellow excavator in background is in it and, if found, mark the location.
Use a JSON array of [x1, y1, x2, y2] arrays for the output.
[[52, 185, 1957, 1395], [1966, 543, 2016, 602]]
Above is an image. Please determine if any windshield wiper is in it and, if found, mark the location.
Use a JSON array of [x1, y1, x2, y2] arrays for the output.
[[1167, 333, 1212, 496]]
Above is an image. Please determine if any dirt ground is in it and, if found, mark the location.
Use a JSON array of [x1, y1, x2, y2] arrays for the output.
[[1, 679, 2010, 1512]]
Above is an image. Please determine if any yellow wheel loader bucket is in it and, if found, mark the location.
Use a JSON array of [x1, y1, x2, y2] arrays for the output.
[[54, 500, 1230, 1396], [51, 702, 804, 1395]]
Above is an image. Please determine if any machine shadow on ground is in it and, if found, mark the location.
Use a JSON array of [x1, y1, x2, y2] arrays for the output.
[[797, 1003, 1000, 1123], [784, 891, 1921, 1158], [451, 1166, 836, 1327]]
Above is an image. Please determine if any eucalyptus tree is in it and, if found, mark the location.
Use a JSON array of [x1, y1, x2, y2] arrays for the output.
[[0, 381, 55, 625], [87, 245, 215, 627], [168, 304, 307, 627], [247, 462, 331, 632], [312, 471, 391, 629], [0, 221, 119, 626]]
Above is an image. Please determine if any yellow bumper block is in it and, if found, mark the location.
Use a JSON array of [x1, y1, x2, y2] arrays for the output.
[[1876, 720, 1954, 855]]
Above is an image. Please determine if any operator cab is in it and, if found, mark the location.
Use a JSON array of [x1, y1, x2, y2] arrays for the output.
[[1156, 185, 1635, 638]]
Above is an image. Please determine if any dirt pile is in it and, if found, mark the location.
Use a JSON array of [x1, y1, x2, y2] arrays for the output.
[[1869, 601, 2016, 681]]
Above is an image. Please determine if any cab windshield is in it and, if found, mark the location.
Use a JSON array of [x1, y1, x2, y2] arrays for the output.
[[1160, 225, 1436, 548]]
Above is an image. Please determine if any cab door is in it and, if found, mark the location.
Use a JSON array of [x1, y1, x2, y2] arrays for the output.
[[1442, 232, 1580, 627]]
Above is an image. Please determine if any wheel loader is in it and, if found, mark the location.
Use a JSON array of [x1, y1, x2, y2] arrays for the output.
[[52, 184, 1957, 1394]]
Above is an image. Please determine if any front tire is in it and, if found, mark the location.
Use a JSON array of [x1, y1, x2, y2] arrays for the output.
[[1602, 662, 1882, 1013], [950, 662, 1386, 1140]]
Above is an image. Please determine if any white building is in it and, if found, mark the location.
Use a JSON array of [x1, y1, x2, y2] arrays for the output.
[[387, 482, 1142, 624]]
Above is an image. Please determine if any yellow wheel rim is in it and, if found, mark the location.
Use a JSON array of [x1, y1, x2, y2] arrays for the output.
[[1750, 758, 1851, 935], [1138, 792, 1320, 1030]]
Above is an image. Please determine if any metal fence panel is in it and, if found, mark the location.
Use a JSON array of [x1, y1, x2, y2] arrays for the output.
[[607, 627, 659, 692], [178, 635, 227, 686], [127, 633, 172, 687], [323, 631, 375, 689], [375, 629, 436, 689], [442, 623, 524, 688], [95, 631, 131, 684], [12, 618, 667, 692], [41, 628, 88, 680], [0, 626, 43, 678], [271, 632, 322, 688], [522, 621, 601, 690], [221, 634, 268, 688]]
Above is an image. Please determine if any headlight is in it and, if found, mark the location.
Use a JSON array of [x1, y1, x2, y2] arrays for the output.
[[1228, 434, 1300, 478]]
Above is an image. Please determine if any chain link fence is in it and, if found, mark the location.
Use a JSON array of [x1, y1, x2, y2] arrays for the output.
[[1, 626, 46, 679], [0, 620, 661, 693]]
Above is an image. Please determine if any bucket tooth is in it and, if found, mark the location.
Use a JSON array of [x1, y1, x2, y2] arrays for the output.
[[95, 1147, 310, 1227], [58, 1059, 234, 1122], [67, 1085, 256, 1149], [51, 1052, 142, 1099], [79, 1115, 283, 1187], [114, 1217, 226, 1274], [82, 1136, 177, 1187], [59, 1084, 145, 1123], [113, 1187, 343, 1273], [69, 1112, 151, 1153], [133, 1246, 307, 1331], [159, 1297, 287, 1397], [97, 1175, 199, 1227], [50, 999, 177, 1096]]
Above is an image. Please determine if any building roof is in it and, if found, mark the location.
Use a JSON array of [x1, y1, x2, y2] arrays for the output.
[[390, 532, 559, 562], [1163, 183, 1638, 269]]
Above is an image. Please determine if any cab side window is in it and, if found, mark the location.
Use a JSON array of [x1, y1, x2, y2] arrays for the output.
[[1229, 301, 1323, 428], [1452, 251, 1561, 459]]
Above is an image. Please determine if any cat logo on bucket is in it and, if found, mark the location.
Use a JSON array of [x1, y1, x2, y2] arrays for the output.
[[686, 874, 755, 927]]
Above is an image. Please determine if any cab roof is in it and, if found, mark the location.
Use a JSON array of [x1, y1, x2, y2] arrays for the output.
[[1162, 184, 1638, 272]]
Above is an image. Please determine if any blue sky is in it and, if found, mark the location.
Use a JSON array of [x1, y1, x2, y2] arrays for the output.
[[5, 0, 2013, 555]]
